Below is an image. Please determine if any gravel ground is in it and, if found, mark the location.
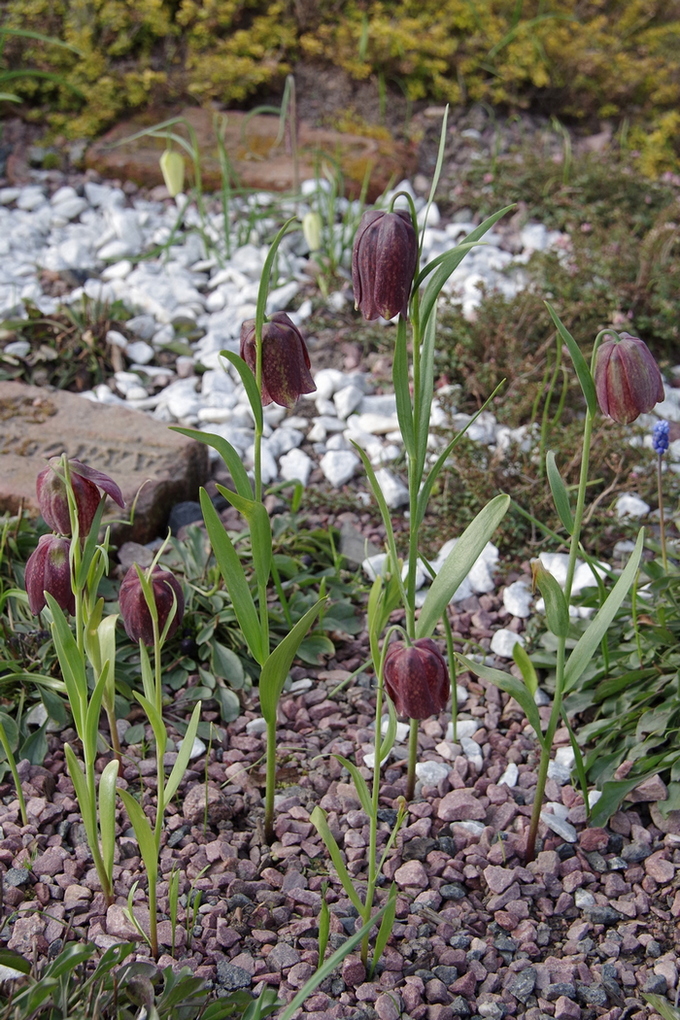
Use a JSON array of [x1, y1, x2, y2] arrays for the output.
[[3, 584, 679, 1020], [2, 108, 679, 1019]]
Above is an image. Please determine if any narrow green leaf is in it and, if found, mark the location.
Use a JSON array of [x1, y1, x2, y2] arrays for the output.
[[393, 316, 415, 456], [0, 948, 31, 977], [200, 489, 265, 664], [99, 759, 119, 883], [134, 691, 167, 757], [216, 484, 272, 592], [310, 806, 364, 913], [416, 495, 510, 639], [512, 642, 538, 697], [259, 599, 326, 723], [563, 528, 644, 692], [118, 788, 159, 882], [458, 655, 546, 746], [371, 883, 397, 972], [546, 450, 573, 533], [379, 698, 398, 765], [45, 594, 87, 735], [417, 207, 514, 328], [171, 427, 252, 499], [165, 702, 202, 803], [532, 561, 570, 638], [333, 755, 372, 815], [219, 350, 263, 432], [83, 664, 113, 767], [277, 901, 389, 1020], [589, 774, 654, 828], [560, 708, 590, 814], [416, 381, 505, 530], [545, 302, 597, 415], [643, 994, 680, 1020], [415, 311, 437, 480], [64, 744, 97, 845]]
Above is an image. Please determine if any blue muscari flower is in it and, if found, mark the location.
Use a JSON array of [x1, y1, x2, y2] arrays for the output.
[[653, 419, 670, 455]]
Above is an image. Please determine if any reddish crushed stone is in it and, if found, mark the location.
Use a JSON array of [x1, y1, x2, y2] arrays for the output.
[[1, 587, 679, 1020]]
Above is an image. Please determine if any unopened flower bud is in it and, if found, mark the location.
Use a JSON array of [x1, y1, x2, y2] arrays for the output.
[[383, 637, 449, 719], [352, 209, 418, 321], [594, 332, 664, 425], [240, 312, 316, 408], [36, 458, 125, 537], [25, 535, 75, 616], [119, 566, 185, 646], [302, 211, 322, 252], [159, 149, 185, 198]]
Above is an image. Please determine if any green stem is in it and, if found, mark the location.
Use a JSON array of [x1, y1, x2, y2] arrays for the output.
[[405, 717, 419, 801], [658, 454, 668, 571], [264, 718, 277, 844], [0, 721, 27, 826], [361, 666, 384, 966], [526, 408, 594, 862]]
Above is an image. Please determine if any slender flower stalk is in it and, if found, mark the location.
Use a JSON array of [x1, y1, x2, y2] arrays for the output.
[[653, 419, 670, 570]]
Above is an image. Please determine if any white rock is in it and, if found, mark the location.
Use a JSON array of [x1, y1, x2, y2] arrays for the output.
[[352, 412, 399, 435], [314, 368, 346, 400], [503, 580, 532, 618], [373, 468, 409, 508], [126, 340, 155, 364], [555, 745, 576, 770], [334, 384, 364, 419], [267, 426, 304, 458], [547, 760, 572, 785], [460, 736, 483, 770], [490, 629, 524, 658], [498, 762, 519, 788], [319, 450, 360, 486], [279, 448, 313, 485], [416, 761, 450, 786], [245, 717, 267, 735], [326, 433, 351, 451], [245, 443, 277, 484], [176, 736, 207, 760], [540, 812, 578, 843], [362, 553, 389, 580], [616, 493, 650, 518], [447, 719, 479, 740]]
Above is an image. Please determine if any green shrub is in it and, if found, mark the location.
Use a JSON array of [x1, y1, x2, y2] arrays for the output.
[[4, 0, 680, 174]]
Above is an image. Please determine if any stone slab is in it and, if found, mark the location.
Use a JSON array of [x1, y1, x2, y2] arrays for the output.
[[86, 107, 417, 201], [0, 381, 209, 545]]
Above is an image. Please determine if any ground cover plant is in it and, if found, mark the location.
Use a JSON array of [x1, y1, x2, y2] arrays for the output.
[[2, 116, 680, 1019], [2, 0, 680, 178]]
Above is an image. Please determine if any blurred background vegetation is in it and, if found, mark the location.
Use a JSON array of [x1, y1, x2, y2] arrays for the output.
[[1, 0, 680, 174]]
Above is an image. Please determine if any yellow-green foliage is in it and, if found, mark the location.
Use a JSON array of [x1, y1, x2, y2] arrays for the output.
[[3, 0, 680, 174]]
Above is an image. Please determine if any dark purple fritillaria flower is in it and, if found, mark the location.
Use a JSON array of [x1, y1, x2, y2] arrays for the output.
[[36, 458, 125, 537], [383, 637, 449, 720], [240, 312, 316, 408], [352, 209, 418, 321]]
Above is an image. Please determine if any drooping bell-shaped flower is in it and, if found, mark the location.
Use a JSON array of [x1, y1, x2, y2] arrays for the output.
[[594, 332, 664, 425], [240, 312, 316, 408], [383, 637, 449, 719], [119, 565, 185, 646], [352, 209, 418, 321], [36, 458, 125, 537], [25, 534, 75, 616]]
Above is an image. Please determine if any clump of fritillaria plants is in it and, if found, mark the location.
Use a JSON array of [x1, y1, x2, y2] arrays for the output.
[[461, 318, 664, 859]]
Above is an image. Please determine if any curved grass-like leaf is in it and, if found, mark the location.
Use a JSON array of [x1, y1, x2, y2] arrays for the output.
[[545, 302, 597, 416], [216, 484, 272, 592], [458, 655, 546, 747], [563, 528, 644, 692], [200, 489, 265, 664], [310, 806, 363, 913], [393, 316, 415, 457], [546, 450, 573, 534], [165, 702, 202, 803], [220, 350, 263, 432], [99, 758, 119, 883], [416, 495, 510, 639], [259, 598, 326, 723], [171, 426, 252, 499]]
